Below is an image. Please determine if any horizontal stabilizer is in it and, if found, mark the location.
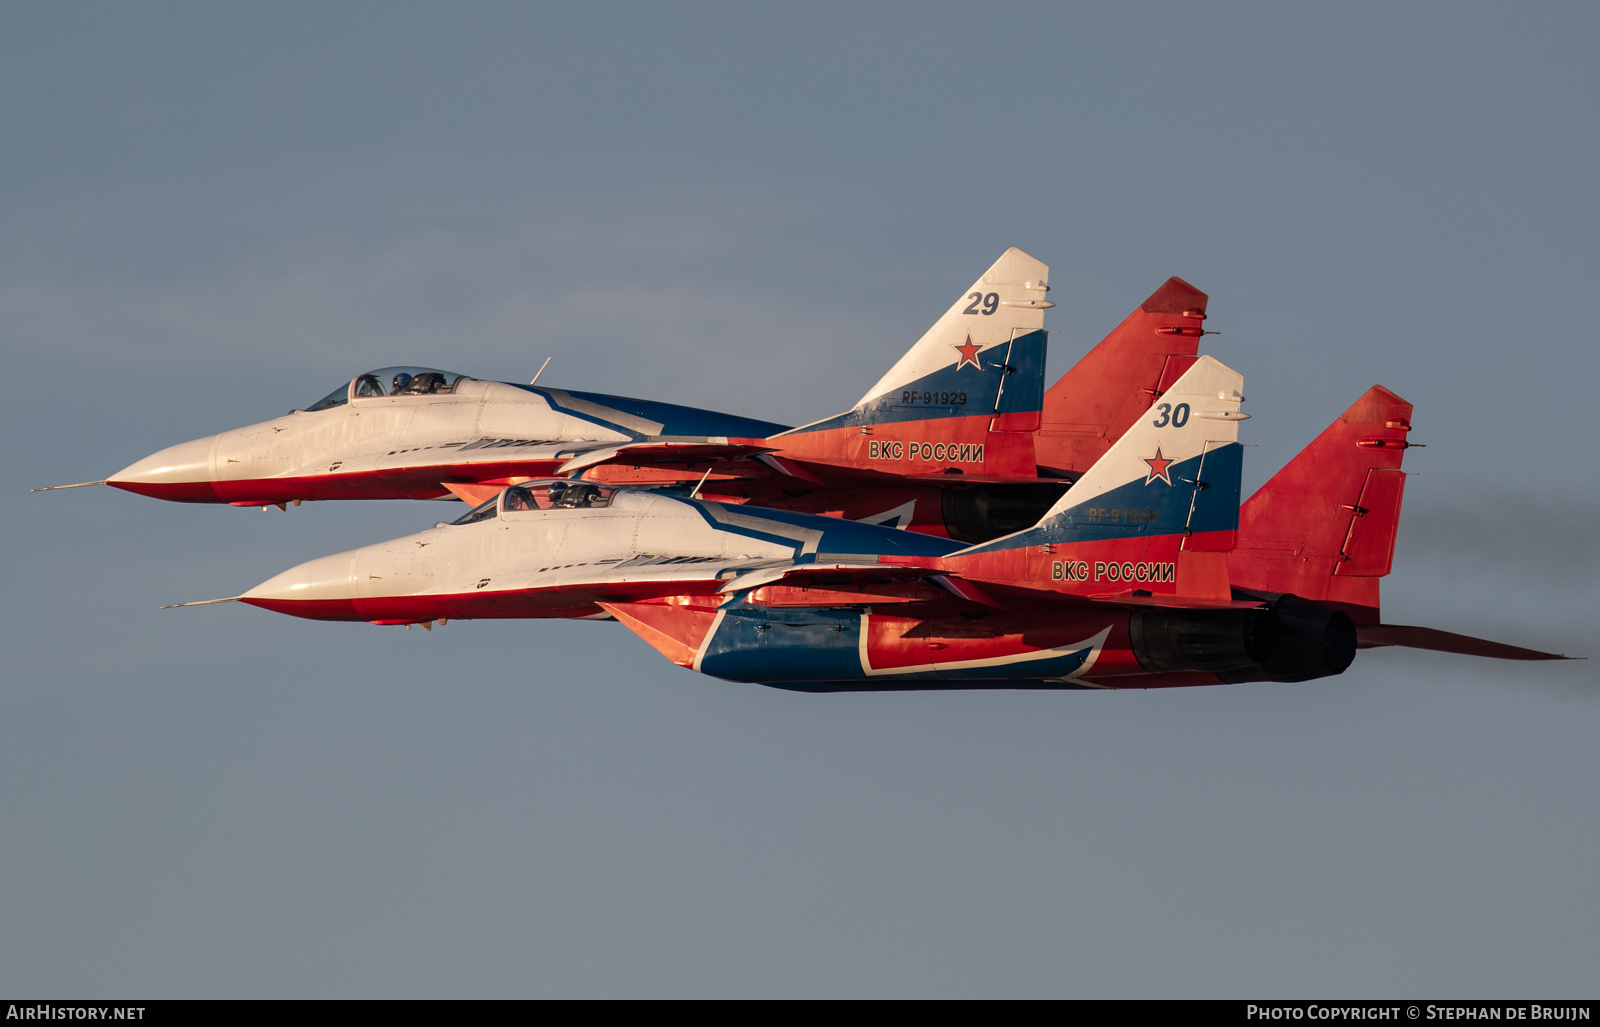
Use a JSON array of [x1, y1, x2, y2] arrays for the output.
[[1356, 624, 1571, 661], [1087, 593, 1265, 610]]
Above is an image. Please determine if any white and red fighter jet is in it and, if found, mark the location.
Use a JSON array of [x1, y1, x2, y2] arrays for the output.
[[43, 251, 1211, 543]]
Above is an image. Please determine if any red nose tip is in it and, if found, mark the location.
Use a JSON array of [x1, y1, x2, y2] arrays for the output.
[[238, 596, 365, 621]]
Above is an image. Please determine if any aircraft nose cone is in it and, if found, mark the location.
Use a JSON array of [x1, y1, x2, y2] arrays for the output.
[[240, 551, 362, 620], [108, 436, 220, 502]]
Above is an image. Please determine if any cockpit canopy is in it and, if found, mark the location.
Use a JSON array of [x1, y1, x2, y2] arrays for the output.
[[306, 367, 470, 412], [504, 480, 618, 511], [449, 479, 621, 525]]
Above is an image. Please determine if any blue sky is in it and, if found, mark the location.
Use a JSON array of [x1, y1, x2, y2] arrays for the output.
[[3, 2, 1596, 996]]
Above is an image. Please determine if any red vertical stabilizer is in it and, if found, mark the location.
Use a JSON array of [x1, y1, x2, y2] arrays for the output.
[[1035, 277, 1207, 478], [1228, 386, 1415, 622]]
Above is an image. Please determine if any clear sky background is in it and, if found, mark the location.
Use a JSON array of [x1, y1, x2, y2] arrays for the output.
[[3, 1, 1597, 998]]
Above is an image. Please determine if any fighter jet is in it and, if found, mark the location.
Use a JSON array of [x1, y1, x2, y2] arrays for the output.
[[44, 253, 1208, 544], [57, 250, 1042, 507], [200, 356, 1566, 688]]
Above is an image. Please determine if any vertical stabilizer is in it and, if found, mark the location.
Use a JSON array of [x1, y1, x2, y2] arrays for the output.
[[1035, 277, 1208, 478], [956, 355, 1247, 555], [1228, 386, 1415, 621], [771, 248, 1053, 479], [851, 247, 1052, 419]]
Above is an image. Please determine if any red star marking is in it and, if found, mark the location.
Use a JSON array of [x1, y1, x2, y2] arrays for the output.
[[1142, 447, 1175, 486], [953, 334, 983, 371]]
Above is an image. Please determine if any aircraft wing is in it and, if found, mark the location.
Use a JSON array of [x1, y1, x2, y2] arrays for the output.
[[281, 436, 776, 494], [712, 557, 1269, 611], [597, 562, 994, 670], [703, 559, 1023, 608], [555, 439, 777, 476], [720, 561, 927, 598], [443, 555, 830, 608], [281, 438, 572, 483]]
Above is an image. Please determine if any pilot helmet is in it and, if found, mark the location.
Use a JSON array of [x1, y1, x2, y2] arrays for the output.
[[391, 372, 414, 393]]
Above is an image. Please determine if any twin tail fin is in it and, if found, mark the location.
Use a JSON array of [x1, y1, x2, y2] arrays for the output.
[[956, 355, 1247, 555], [1227, 385, 1415, 620], [775, 248, 1053, 449], [1036, 276, 1208, 479]]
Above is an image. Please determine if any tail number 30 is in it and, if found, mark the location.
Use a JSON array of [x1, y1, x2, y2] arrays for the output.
[[1152, 402, 1190, 428]]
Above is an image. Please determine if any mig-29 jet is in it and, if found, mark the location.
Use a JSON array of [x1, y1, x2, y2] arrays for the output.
[[61, 250, 1050, 528], [44, 252, 1212, 544], [198, 356, 1566, 688]]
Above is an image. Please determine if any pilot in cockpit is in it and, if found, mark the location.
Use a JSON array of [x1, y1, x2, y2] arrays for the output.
[[410, 371, 446, 394], [391, 372, 414, 395], [554, 481, 609, 508]]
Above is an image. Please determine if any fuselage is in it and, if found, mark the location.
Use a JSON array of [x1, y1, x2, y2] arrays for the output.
[[104, 364, 1070, 541], [241, 481, 960, 622], [109, 367, 789, 505], [237, 481, 1351, 691]]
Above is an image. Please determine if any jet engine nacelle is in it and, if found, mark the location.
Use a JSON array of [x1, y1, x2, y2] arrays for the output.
[[1127, 595, 1356, 683]]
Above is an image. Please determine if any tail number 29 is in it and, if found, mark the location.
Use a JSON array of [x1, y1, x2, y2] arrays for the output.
[[962, 292, 1000, 315]]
